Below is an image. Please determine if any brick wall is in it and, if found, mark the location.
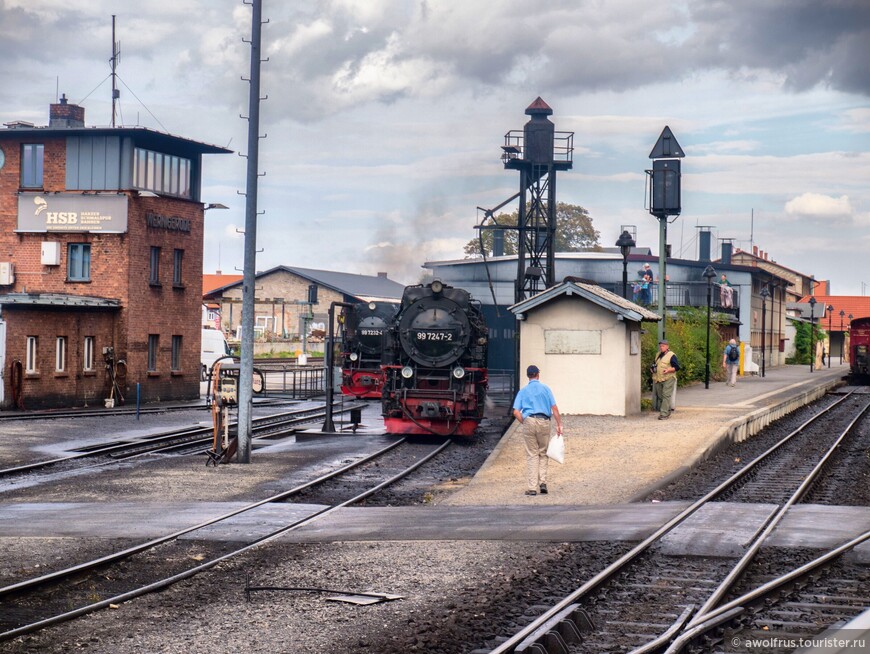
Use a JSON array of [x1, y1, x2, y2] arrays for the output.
[[3, 307, 117, 409], [219, 270, 343, 338], [122, 197, 202, 402]]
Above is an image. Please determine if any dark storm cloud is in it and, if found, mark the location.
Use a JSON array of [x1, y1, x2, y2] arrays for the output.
[[687, 0, 870, 95], [262, 0, 870, 122]]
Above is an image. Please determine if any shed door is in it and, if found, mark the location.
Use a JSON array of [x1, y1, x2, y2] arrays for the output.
[[0, 319, 5, 404]]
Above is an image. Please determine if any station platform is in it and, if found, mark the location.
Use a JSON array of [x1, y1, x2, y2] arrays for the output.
[[443, 362, 851, 506]]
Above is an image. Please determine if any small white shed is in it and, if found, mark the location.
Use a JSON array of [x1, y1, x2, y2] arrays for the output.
[[509, 281, 660, 416]]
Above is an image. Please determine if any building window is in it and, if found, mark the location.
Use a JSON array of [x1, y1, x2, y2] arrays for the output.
[[147, 334, 159, 371], [171, 335, 182, 371], [83, 336, 95, 371], [21, 144, 44, 188], [55, 336, 67, 372], [149, 246, 161, 285], [133, 147, 192, 199], [26, 336, 38, 373], [173, 249, 184, 286], [67, 243, 91, 282]]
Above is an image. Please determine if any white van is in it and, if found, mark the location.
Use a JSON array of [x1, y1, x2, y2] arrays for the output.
[[201, 328, 231, 380]]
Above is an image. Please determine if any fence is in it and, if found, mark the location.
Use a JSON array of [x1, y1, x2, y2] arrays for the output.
[[597, 281, 740, 314]]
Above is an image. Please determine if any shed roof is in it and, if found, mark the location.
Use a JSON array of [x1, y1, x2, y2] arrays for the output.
[[508, 281, 661, 323], [0, 293, 119, 309], [203, 265, 406, 302]]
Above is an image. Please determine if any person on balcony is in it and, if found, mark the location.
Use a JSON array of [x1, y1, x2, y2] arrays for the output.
[[638, 264, 653, 305], [719, 273, 734, 308]]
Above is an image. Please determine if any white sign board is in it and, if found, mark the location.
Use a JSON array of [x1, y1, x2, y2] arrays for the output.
[[544, 329, 602, 355], [17, 193, 128, 233]]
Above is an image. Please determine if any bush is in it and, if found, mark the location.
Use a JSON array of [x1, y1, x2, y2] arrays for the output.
[[791, 321, 825, 365], [641, 308, 726, 389]]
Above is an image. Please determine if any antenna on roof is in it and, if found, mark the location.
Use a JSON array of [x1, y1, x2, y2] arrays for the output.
[[111, 15, 121, 127]]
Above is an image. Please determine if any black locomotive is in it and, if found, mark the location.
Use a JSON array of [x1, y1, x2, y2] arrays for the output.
[[339, 301, 399, 399], [381, 280, 488, 436]]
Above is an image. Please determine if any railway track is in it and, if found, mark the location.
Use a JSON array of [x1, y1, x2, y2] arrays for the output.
[[0, 437, 450, 642], [0, 401, 365, 489], [482, 390, 870, 653], [0, 397, 295, 422]]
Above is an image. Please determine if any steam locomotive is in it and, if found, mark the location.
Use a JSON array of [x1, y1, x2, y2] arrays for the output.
[[381, 280, 488, 437], [339, 301, 399, 399], [849, 316, 870, 379]]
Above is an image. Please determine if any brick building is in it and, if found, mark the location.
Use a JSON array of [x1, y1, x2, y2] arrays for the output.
[[203, 266, 406, 340], [0, 97, 229, 409]]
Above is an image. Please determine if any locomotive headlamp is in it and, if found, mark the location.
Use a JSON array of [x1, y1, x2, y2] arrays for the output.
[[401, 366, 414, 379], [368, 302, 377, 310], [349, 352, 359, 362], [431, 280, 444, 293], [452, 366, 466, 379]]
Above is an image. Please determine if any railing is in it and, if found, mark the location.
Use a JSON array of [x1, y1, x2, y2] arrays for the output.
[[486, 369, 516, 411], [501, 130, 574, 165], [256, 364, 326, 399], [597, 281, 740, 314]]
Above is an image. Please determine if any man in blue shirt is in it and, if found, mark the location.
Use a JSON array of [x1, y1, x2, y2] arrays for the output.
[[512, 365, 563, 496]]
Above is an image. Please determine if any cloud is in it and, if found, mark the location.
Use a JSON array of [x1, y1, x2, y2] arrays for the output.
[[224, 224, 245, 239], [835, 108, 870, 134], [784, 192, 853, 218]]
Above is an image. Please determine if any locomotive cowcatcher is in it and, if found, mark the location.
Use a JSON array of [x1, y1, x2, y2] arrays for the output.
[[381, 280, 488, 437], [849, 316, 870, 379], [339, 301, 399, 398]]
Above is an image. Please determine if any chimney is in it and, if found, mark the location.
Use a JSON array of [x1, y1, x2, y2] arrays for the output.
[[493, 229, 505, 257], [377, 272, 388, 278], [698, 230, 711, 262], [721, 242, 732, 264], [753, 246, 759, 257], [49, 94, 85, 128]]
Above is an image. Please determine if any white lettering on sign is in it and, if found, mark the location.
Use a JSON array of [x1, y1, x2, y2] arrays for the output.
[[544, 330, 601, 355], [45, 212, 79, 225]]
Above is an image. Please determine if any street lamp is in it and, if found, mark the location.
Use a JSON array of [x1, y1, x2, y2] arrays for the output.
[[826, 304, 834, 368], [616, 230, 636, 300], [840, 309, 846, 364], [703, 265, 717, 388], [760, 286, 770, 377], [809, 296, 817, 372]]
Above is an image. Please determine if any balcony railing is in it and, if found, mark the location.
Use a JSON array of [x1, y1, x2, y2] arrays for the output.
[[597, 281, 740, 314]]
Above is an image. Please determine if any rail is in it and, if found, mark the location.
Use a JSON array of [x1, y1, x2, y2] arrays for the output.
[[488, 390, 867, 653]]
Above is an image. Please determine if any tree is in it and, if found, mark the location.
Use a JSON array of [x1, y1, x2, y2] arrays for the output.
[[464, 202, 600, 257]]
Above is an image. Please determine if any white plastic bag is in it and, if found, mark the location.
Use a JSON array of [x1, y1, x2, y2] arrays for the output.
[[546, 434, 565, 464]]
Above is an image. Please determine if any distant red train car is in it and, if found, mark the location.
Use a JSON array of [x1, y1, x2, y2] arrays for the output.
[[850, 316, 870, 378]]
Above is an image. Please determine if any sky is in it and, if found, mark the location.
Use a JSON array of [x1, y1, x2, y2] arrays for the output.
[[1, 0, 869, 292]]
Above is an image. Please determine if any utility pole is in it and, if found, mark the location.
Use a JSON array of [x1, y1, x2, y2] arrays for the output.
[[237, 0, 266, 463], [110, 15, 120, 127]]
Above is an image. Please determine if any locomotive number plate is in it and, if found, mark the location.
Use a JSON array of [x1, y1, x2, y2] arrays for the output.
[[415, 331, 454, 341], [360, 329, 383, 336]]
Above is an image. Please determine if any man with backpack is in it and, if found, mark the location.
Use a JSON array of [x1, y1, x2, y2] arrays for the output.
[[723, 338, 740, 386]]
